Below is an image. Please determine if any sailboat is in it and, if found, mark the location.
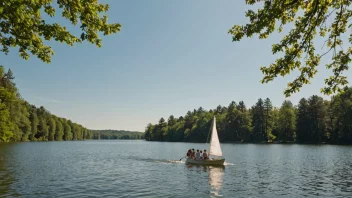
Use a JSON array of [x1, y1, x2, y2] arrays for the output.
[[185, 116, 225, 165]]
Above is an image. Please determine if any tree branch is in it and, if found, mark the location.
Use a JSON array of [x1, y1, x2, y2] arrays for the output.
[[285, 0, 299, 6]]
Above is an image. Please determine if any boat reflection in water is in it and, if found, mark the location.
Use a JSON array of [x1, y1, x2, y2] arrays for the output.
[[208, 166, 225, 197], [186, 164, 225, 197]]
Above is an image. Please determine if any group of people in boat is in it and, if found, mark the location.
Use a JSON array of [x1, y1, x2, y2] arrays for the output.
[[186, 148, 208, 160]]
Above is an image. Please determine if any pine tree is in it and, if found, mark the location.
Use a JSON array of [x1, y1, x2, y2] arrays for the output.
[[236, 101, 252, 142], [237, 101, 246, 112], [168, 115, 176, 127], [296, 98, 309, 143], [329, 87, 352, 143], [252, 98, 265, 142], [307, 96, 327, 143], [263, 98, 273, 141]]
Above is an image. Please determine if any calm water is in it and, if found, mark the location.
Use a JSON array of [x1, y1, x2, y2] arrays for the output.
[[0, 141, 352, 197]]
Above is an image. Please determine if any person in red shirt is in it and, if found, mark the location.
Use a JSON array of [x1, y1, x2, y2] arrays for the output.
[[186, 149, 192, 158]]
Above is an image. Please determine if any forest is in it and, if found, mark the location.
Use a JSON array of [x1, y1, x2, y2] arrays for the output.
[[144, 87, 352, 144], [91, 130, 144, 140], [0, 66, 142, 142], [0, 66, 93, 142]]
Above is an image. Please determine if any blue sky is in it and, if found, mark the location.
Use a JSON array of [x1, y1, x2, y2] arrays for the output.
[[1, 1, 351, 131]]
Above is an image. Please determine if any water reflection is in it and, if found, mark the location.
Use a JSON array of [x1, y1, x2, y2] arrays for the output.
[[209, 166, 225, 197], [186, 164, 225, 197], [1, 142, 352, 197], [0, 143, 18, 197]]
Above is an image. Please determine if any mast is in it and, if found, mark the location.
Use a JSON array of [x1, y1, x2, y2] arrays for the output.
[[206, 117, 213, 144]]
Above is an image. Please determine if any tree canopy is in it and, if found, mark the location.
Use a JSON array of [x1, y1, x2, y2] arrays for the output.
[[0, 0, 121, 63], [229, 0, 352, 96], [90, 130, 144, 140], [145, 87, 352, 144]]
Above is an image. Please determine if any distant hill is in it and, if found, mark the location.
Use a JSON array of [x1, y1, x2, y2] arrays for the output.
[[90, 130, 144, 140]]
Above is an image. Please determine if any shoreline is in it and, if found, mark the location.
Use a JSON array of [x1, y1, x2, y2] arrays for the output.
[[144, 140, 352, 146]]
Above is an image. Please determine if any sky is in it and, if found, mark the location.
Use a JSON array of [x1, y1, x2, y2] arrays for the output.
[[1, 1, 351, 132]]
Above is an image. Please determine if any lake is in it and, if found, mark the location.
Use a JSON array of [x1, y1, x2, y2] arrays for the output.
[[0, 141, 352, 197]]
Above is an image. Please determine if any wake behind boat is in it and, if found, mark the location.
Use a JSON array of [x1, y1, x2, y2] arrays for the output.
[[185, 116, 225, 166]]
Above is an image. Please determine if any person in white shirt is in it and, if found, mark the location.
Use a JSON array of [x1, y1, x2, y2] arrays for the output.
[[195, 149, 201, 160]]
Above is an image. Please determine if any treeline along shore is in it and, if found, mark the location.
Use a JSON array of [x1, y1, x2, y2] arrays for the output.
[[91, 130, 144, 140], [2, 65, 351, 144], [0, 66, 143, 142], [145, 87, 352, 145]]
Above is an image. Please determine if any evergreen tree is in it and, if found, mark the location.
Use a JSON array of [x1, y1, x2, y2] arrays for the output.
[[144, 91, 352, 145], [252, 98, 265, 142], [144, 123, 152, 141], [228, 101, 237, 113], [271, 107, 280, 141], [237, 101, 246, 112], [215, 105, 223, 114], [263, 98, 273, 141], [330, 87, 352, 143], [278, 101, 296, 142], [197, 107, 205, 115], [236, 101, 252, 142], [158, 118, 166, 141], [296, 98, 309, 143], [226, 101, 238, 141], [168, 115, 176, 127], [307, 95, 327, 143]]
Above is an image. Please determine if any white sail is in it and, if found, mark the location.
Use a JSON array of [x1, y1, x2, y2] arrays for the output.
[[209, 117, 222, 157]]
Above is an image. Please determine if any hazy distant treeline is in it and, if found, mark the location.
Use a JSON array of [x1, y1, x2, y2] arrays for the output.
[[145, 87, 352, 144], [91, 130, 144, 140]]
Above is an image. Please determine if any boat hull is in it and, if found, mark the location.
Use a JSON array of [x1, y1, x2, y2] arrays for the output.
[[185, 158, 225, 166]]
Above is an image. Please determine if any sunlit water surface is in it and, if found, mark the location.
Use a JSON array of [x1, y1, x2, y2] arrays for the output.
[[0, 141, 352, 197]]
